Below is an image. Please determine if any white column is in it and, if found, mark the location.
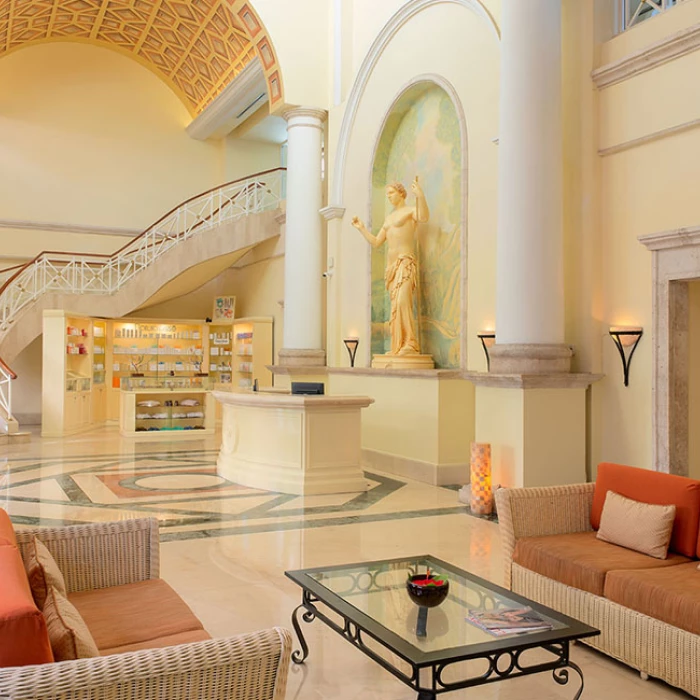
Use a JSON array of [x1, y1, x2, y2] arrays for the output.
[[280, 108, 327, 366], [493, 0, 568, 372]]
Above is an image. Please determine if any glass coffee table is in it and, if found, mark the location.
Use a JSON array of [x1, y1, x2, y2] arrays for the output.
[[285, 555, 599, 699]]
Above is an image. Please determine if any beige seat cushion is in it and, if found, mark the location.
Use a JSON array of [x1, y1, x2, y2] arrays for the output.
[[44, 586, 99, 662], [605, 562, 700, 636], [26, 536, 67, 610], [597, 490, 676, 559], [513, 531, 691, 596], [101, 629, 212, 656], [69, 579, 204, 652]]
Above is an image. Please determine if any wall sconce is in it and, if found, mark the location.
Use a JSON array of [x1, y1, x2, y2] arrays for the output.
[[343, 337, 359, 368], [609, 326, 643, 387], [477, 331, 496, 371]]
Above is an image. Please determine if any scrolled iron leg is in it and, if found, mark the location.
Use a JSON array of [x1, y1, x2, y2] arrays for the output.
[[416, 692, 436, 700], [291, 601, 316, 665], [552, 660, 585, 700]]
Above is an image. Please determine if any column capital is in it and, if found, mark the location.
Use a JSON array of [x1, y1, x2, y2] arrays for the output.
[[283, 106, 327, 125]]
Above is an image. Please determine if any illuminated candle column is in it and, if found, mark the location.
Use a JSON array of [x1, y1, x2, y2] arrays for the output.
[[493, 0, 569, 373], [279, 108, 327, 366]]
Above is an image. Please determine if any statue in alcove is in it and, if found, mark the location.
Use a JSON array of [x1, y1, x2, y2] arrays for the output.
[[351, 177, 435, 369]]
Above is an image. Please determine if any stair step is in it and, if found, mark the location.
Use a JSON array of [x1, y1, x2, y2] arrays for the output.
[[2, 431, 30, 444]]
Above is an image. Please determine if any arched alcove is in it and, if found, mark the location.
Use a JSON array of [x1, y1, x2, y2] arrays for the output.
[[370, 80, 465, 368]]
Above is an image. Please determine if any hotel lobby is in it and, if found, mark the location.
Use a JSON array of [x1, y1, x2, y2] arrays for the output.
[[3, 0, 700, 698]]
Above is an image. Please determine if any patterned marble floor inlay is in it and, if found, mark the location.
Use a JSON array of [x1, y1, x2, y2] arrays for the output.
[[2, 447, 470, 541]]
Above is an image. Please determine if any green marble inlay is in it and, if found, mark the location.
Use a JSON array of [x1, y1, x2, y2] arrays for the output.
[[371, 83, 462, 367]]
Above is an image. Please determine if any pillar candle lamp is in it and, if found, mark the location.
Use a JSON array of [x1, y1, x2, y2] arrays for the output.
[[470, 442, 493, 515]]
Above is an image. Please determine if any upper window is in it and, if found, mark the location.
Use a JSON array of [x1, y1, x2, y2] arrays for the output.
[[622, 0, 685, 30]]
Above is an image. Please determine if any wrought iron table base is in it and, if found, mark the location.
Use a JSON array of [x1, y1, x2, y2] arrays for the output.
[[290, 590, 587, 699]]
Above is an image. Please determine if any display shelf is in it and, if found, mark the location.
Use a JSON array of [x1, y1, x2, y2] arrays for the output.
[[120, 388, 214, 438], [43, 310, 95, 437], [208, 323, 234, 385], [231, 317, 273, 390], [110, 319, 207, 388]]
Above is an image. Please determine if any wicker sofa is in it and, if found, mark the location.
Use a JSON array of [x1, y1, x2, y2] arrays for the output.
[[0, 516, 291, 700], [495, 462, 700, 699]]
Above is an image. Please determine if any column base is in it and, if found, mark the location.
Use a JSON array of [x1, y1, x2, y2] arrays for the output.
[[371, 353, 435, 370], [488, 344, 573, 374], [278, 348, 326, 367]]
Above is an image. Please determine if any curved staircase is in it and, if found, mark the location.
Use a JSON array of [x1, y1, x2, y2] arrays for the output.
[[0, 168, 286, 366]]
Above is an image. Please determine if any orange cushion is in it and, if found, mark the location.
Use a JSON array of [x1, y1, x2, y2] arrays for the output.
[[0, 508, 17, 547], [513, 531, 690, 596], [0, 545, 54, 667], [100, 629, 211, 656], [69, 579, 204, 651], [604, 562, 700, 636], [591, 462, 700, 558]]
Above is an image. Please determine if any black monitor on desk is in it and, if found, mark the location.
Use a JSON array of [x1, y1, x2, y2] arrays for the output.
[[291, 382, 325, 395]]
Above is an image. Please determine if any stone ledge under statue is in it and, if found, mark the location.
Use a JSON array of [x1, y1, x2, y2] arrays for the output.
[[371, 353, 434, 369]]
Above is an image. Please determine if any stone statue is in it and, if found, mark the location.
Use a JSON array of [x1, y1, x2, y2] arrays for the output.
[[352, 177, 430, 361]]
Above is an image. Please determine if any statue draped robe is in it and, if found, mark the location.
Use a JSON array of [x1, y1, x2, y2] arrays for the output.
[[385, 253, 420, 355]]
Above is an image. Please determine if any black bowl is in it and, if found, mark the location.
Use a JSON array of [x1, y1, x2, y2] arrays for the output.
[[406, 574, 449, 608]]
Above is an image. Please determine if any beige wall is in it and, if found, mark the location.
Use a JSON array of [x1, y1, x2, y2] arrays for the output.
[[0, 42, 223, 259], [594, 8, 700, 471], [10, 336, 42, 424], [689, 281, 700, 480], [222, 138, 281, 182], [253, 0, 330, 109]]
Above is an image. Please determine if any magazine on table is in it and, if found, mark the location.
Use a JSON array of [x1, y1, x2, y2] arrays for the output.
[[467, 606, 553, 636]]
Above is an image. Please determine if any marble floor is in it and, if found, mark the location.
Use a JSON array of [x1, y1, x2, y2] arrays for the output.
[[2, 426, 690, 699]]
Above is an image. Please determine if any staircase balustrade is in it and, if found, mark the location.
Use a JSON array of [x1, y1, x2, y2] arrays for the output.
[[0, 356, 16, 435], [0, 168, 286, 341]]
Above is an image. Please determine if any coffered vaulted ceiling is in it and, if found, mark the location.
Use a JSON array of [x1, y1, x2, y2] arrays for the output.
[[0, 0, 282, 116]]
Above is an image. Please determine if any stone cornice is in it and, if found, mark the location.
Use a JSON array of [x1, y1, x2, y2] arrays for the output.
[[593, 23, 700, 90], [638, 226, 700, 251], [320, 206, 346, 221], [0, 218, 139, 237], [187, 58, 267, 141], [328, 367, 461, 379], [464, 372, 604, 389], [282, 107, 327, 123]]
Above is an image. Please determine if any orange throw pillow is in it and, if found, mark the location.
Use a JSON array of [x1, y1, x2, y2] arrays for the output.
[[44, 586, 99, 662], [0, 508, 17, 546], [0, 545, 53, 667], [26, 536, 67, 611], [597, 490, 676, 559]]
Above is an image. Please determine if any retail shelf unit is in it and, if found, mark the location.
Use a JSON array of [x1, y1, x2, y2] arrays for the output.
[[232, 317, 273, 389], [207, 323, 233, 386], [42, 310, 94, 437], [119, 387, 215, 438], [92, 319, 107, 423], [107, 318, 207, 420]]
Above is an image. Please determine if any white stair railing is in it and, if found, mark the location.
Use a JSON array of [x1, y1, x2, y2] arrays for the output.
[[622, 0, 688, 30], [0, 168, 286, 341], [0, 356, 16, 435]]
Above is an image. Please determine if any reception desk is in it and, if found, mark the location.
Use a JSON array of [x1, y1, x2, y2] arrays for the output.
[[214, 391, 373, 495]]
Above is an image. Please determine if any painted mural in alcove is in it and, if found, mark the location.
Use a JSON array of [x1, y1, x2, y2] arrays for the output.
[[371, 82, 463, 368]]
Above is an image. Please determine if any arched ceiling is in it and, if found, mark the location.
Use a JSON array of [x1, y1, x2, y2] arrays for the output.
[[0, 0, 282, 116]]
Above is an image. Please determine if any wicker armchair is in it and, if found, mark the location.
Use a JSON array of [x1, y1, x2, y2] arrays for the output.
[[0, 518, 291, 700]]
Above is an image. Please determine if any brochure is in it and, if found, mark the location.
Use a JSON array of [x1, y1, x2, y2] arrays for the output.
[[467, 606, 553, 637]]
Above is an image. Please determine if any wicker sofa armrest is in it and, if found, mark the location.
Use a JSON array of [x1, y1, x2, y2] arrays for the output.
[[495, 483, 595, 589], [0, 628, 292, 700], [14, 518, 159, 593]]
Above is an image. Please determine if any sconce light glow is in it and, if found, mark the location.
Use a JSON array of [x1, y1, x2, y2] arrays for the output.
[[343, 337, 360, 368], [476, 331, 496, 371], [609, 326, 643, 386]]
